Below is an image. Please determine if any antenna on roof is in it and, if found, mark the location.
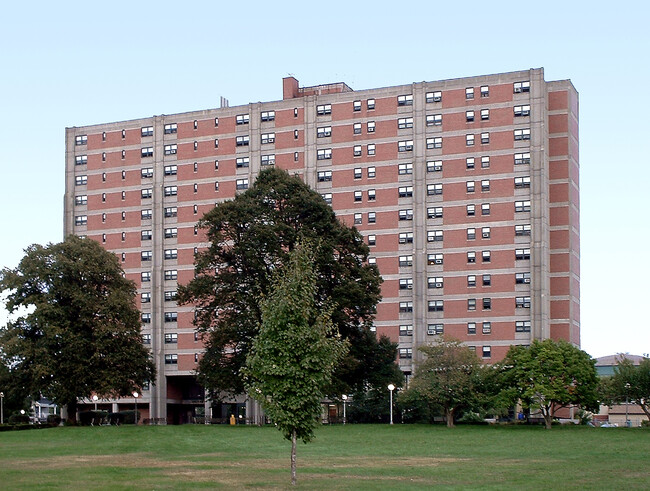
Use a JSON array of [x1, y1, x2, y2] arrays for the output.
[[220, 97, 229, 108]]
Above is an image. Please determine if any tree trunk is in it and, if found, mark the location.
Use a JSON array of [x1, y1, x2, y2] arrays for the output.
[[66, 400, 78, 425], [445, 407, 455, 428], [291, 429, 297, 486], [638, 403, 650, 421], [542, 406, 552, 430]]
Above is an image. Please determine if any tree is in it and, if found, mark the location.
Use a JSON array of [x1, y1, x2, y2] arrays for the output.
[[502, 339, 599, 429], [0, 236, 155, 423], [243, 242, 347, 486], [403, 337, 483, 427], [606, 357, 650, 420], [178, 167, 389, 399]]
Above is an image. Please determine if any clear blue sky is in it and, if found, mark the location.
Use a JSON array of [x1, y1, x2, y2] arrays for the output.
[[1, 1, 648, 358]]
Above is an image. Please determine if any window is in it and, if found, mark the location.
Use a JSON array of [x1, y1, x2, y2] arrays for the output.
[[467, 204, 476, 216], [482, 274, 491, 286], [515, 224, 531, 236], [121, 130, 126, 139], [481, 156, 490, 168], [141, 250, 152, 262], [142, 333, 151, 344], [466, 134, 475, 146], [427, 207, 443, 219], [354, 213, 362, 225], [193, 120, 198, 130], [467, 251, 476, 263], [397, 94, 413, 106], [398, 186, 413, 198], [516, 248, 531, 260], [482, 227, 491, 239], [165, 207, 178, 217], [317, 126, 332, 138], [102, 213, 106, 222], [516, 296, 531, 308], [316, 104, 332, 115], [516, 272, 531, 284], [399, 232, 414, 244], [164, 249, 178, 260], [236, 114, 249, 125], [164, 123, 177, 134], [102, 152, 106, 161], [399, 278, 413, 290], [367, 121, 375, 133], [399, 348, 413, 359], [317, 148, 332, 160], [353, 123, 362, 134], [481, 132, 490, 144], [516, 320, 531, 332], [353, 100, 362, 111], [480, 86, 489, 98], [426, 91, 442, 103], [367, 144, 376, 156], [214, 117, 219, 127], [367, 99, 375, 110], [74, 195, 87, 206], [428, 300, 444, 312], [293, 108, 298, 118], [141, 167, 154, 178], [102, 132, 106, 142], [261, 110, 275, 121], [399, 209, 413, 221], [164, 312, 178, 323], [353, 145, 362, 157], [261, 133, 275, 144], [426, 114, 442, 126], [513, 81, 530, 93], [428, 276, 443, 288], [515, 152, 531, 165], [164, 270, 178, 280], [466, 111, 475, 122], [165, 354, 178, 365], [367, 166, 376, 178], [428, 324, 444, 335], [468, 299, 476, 311], [236, 135, 250, 146], [399, 301, 413, 313], [236, 157, 250, 168], [352, 168, 362, 180], [165, 333, 178, 343], [368, 212, 376, 223], [398, 140, 414, 152], [75, 155, 87, 165], [193, 141, 198, 151], [514, 129, 531, 141], [482, 250, 491, 262], [399, 255, 413, 267], [467, 275, 476, 287], [427, 137, 442, 149], [354, 190, 362, 201], [322, 193, 332, 204], [164, 227, 178, 238], [467, 228, 476, 240], [164, 186, 178, 196], [515, 176, 531, 188], [74, 215, 87, 226], [141, 209, 152, 220], [465, 87, 474, 99], [398, 163, 413, 175], [193, 205, 198, 214], [214, 160, 219, 170], [482, 346, 491, 358], [428, 253, 443, 265], [236, 178, 249, 190], [75, 135, 87, 145], [214, 139, 219, 148], [483, 298, 492, 310], [164, 144, 177, 155], [481, 180, 490, 192], [261, 154, 275, 166], [367, 189, 376, 200], [141, 313, 151, 324], [427, 230, 443, 242], [427, 183, 442, 195], [467, 322, 477, 335], [399, 325, 413, 336], [367, 234, 376, 246], [398, 117, 414, 129], [75, 175, 87, 186], [480, 109, 490, 121], [164, 290, 177, 301], [515, 200, 531, 212], [479, 203, 490, 216], [514, 104, 531, 117], [141, 230, 152, 241], [466, 181, 475, 193]]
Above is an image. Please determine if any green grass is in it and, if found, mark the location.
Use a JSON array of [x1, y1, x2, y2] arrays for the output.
[[0, 424, 647, 489]]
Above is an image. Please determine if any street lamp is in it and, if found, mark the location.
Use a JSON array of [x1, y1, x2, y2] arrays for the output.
[[132, 391, 139, 425], [0, 392, 4, 425], [342, 395, 348, 425], [625, 383, 631, 427], [387, 384, 395, 425], [92, 395, 98, 411]]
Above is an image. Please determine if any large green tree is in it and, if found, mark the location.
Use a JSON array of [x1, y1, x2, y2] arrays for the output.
[[243, 242, 347, 486], [502, 339, 599, 429], [605, 357, 650, 420], [0, 236, 155, 423], [178, 167, 391, 399]]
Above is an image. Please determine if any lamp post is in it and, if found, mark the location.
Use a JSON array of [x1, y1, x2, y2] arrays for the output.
[[132, 391, 139, 425], [0, 392, 4, 425], [625, 383, 631, 427], [387, 384, 395, 425], [92, 395, 98, 411], [342, 395, 347, 424]]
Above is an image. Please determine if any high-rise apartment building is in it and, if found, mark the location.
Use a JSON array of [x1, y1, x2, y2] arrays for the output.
[[65, 68, 579, 423]]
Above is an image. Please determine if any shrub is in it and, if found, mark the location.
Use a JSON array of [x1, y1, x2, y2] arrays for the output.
[[47, 414, 62, 426]]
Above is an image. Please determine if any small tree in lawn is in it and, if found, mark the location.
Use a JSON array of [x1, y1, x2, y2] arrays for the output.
[[243, 241, 348, 486], [606, 357, 650, 420]]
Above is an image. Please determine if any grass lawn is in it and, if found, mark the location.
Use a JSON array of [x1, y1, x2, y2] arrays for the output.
[[0, 424, 647, 489]]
